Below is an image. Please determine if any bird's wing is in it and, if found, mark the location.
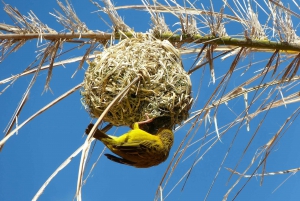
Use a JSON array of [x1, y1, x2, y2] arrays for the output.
[[114, 140, 156, 155], [104, 154, 136, 166]]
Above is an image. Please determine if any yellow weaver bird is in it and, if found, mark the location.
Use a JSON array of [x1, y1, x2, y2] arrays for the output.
[[85, 119, 174, 168]]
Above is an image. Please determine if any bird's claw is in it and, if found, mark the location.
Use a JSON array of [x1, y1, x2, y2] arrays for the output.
[[137, 113, 154, 125]]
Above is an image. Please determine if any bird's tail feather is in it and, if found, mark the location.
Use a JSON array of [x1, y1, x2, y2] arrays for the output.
[[85, 123, 111, 141]]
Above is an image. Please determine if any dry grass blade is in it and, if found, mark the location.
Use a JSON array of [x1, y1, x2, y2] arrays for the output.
[[44, 41, 61, 92], [188, 44, 208, 72], [33, 123, 113, 201], [0, 93, 28, 151], [0, 32, 112, 40], [0, 23, 21, 33], [181, 89, 300, 167], [269, 0, 300, 19], [2, 41, 57, 148], [0, 77, 17, 95], [0, 83, 82, 147], [188, 47, 238, 74], [155, 114, 202, 200], [71, 41, 98, 78], [262, 91, 300, 109], [269, 50, 280, 77], [229, 47, 245, 73], [141, 0, 170, 36], [3, 3, 55, 34], [90, 0, 131, 32], [212, 76, 300, 107], [225, 87, 281, 184], [0, 54, 96, 86], [169, 67, 299, 200], [259, 103, 300, 186], [114, 5, 245, 24], [0, 38, 26, 62], [226, 107, 300, 201], [281, 53, 300, 81], [205, 6, 227, 37], [206, 45, 215, 83], [163, 119, 225, 200], [32, 144, 85, 201], [226, 166, 300, 177], [180, 113, 215, 192], [177, 12, 199, 36], [0, 3, 57, 63], [269, 1, 299, 43], [53, 0, 89, 33]]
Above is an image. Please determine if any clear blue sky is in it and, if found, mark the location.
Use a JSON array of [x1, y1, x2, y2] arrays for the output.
[[1, 0, 300, 201]]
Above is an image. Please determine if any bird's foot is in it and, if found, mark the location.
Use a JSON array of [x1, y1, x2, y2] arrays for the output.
[[137, 113, 153, 125], [130, 114, 154, 129]]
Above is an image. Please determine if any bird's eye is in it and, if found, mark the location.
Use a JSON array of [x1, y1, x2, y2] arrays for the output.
[[130, 94, 137, 98]]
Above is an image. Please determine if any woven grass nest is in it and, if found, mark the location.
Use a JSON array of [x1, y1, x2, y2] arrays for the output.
[[81, 34, 193, 129]]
